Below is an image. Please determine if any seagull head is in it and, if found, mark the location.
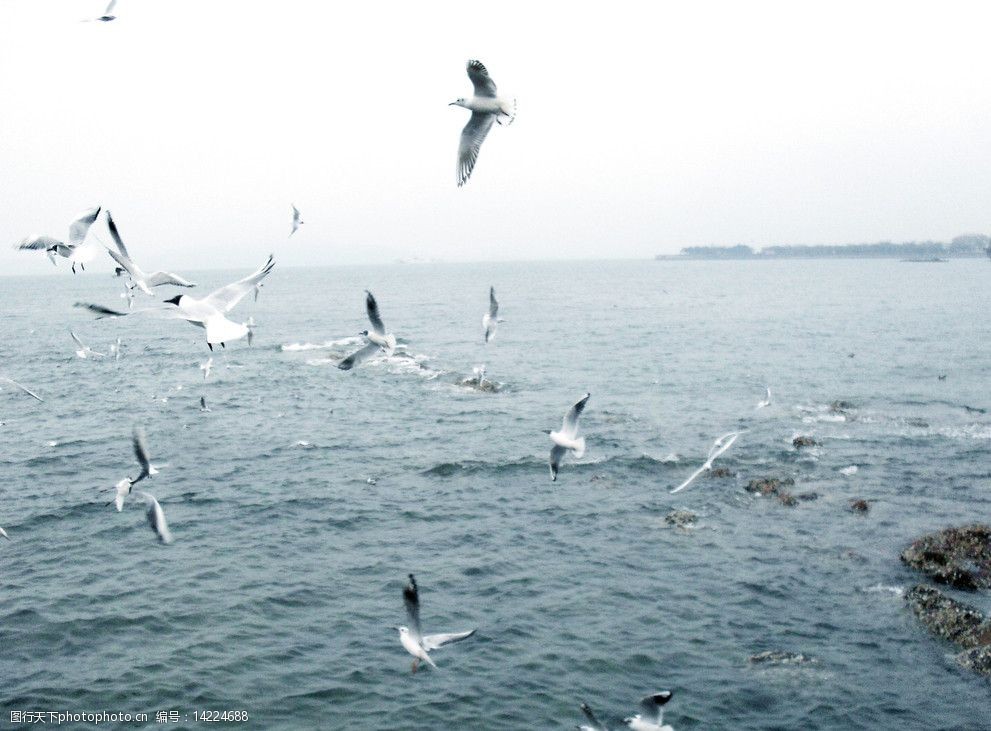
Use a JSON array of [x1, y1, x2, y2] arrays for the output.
[[449, 97, 468, 108], [164, 295, 183, 306], [359, 329, 369, 337], [395, 626, 409, 636]]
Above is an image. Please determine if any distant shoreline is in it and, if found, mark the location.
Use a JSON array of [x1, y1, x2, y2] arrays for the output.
[[655, 252, 988, 261], [657, 238, 990, 261]]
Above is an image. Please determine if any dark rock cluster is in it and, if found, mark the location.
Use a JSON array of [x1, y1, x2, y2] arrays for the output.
[[900, 524, 991, 590]]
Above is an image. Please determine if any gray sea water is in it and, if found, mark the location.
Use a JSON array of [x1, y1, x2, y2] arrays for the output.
[[1, 259, 989, 730]]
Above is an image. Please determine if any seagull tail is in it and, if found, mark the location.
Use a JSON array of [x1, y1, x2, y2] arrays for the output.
[[384, 334, 396, 356], [571, 437, 586, 459], [497, 98, 517, 126]]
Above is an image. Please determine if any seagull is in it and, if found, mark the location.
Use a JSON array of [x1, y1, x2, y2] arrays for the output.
[[103, 210, 197, 295], [16, 206, 101, 273], [109, 337, 123, 361], [395, 574, 476, 673], [482, 286, 504, 343], [449, 60, 516, 186], [624, 692, 675, 731], [200, 357, 213, 380], [107, 427, 158, 512], [670, 432, 740, 494], [474, 364, 486, 386], [337, 291, 396, 370], [0, 526, 8, 540], [756, 387, 771, 410], [83, 0, 117, 21], [245, 317, 257, 346], [70, 331, 106, 359], [0, 376, 44, 402], [289, 204, 304, 237], [76, 255, 275, 351], [200, 396, 210, 412], [549, 392, 590, 481], [577, 702, 610, 731], [136, 491, 172, 544]]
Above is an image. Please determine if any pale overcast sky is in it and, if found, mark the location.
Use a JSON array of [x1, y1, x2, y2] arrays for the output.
[[0, 0, 988, 274]]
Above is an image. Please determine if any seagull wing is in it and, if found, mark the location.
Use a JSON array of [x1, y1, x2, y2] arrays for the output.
[[403, 575, 422, 641], [561, 393, 590, 437], [132, 426, 152, 482], [549, 444, 567, 481], [105, 0, 117, 14], [145, 271, 196, 287], [466, 59, 498, 97], [68, 206, 101, 246], [670, 462, 709, 494], [104, 245, 140, 281], [638, 692, 673, 723], [74, 301, 180, 320], [137, 491, 172, 544], [488, 287, 498, 318], [17, 235, 62, 251], [203, 254, 275, 313], [70, 331, 86, 349], [422, 629, 476, 651], [1, 376, 43, 402], [365, 291, 385, 335], [457, 111, 495, 187], [336, 341, 380, 371], [104, 209, 131, 258], [579, 703, 609, 731]]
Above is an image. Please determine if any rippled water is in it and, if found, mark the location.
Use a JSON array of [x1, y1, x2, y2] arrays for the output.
[[1, 259, 989, 729]]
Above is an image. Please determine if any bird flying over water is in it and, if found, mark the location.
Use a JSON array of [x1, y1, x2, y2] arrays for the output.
[[483, 286, 503, 343], [136, 491, 172, 544], [624, 692, 675, 731], [0, 376, 43, 402], [103, 210, 196, 295], [0, 526, 9, 540], [83, 0, 117, 21], [199, 396, 210, 412], [549, 392, 590, 481], [337, 291, 397, 370], [670, 432, 740, 494], [289, 204, 304, 237], [70, 331, 105, 359], [395, 574, 476, 673], [107, 427, 158, 512], [200, 357, 213, 380], [756, 387, 771, 410], [17, 206, 101, 273], [450, 60, 516, 186]]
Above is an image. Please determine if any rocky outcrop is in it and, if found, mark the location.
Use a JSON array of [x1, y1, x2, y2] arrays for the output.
[[665, 509, 697, 529], [849, 499, 870, 513], [900, 524, 991, 590], [745, 477, 794, 496], [792, 436, 819, 448], [905, 585, 991, 676], [709, 466, 733, 478]]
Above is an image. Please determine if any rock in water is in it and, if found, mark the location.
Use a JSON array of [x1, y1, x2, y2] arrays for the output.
[[792, 435, 820, 448], [665, 509, 698, 528], [905, 585, 991, 647], [745, 477, 794, 496], [748, 650, 818, 666], [957, 646, 991, 676], [900, 524, 991, 590], [849, 499, 870, 513]]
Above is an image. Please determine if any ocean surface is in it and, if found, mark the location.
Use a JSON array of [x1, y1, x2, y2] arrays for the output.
[[1, 259, 989, 730]]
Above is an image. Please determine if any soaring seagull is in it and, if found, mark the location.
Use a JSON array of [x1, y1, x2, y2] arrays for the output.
[[755, 387, 771, 410], [1, 376, 44, 402], [482, 286, 504, 343], [76, 255, 275, 350], [289, 204, 304, 237], [0, 526, 8, 540], [549, 393, 590, 481], [669, 432, 740, 494], [108, 426, 158, 512], [16, 206, 101, 273], [103, 210, 197, 295], [136, 491, 172, 544], [337, 291, 397, 370], [82, 0, 117, 21], [449, 60, 515, 186], [395, 574, 476, 673], [70, 331, 105, 359], [624, 692, 675, 731]]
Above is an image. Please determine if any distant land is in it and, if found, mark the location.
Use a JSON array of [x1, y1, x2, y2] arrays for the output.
[[657, 234, 991, 260]]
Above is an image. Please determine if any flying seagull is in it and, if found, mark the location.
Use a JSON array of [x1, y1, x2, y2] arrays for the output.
[[83, 0, 117, 21], [1, 376, 44, 402], [756, 387, 771, 410], [70, 331, 106, 359], [0, 526, 8, 540], [136, 491, 172, 544], [395, 574, 476, 673], [76, 255, 275, 350], [669, 432, 740, 494], [106, 426, 158, 512], [624, 692, 675, 731], [103, 210, 196, 295], [200, 357, 213, 380], [110, 337, 123, 361], [199, 396, 210, 412], [482, 286, 504, 343], [16, 206, 101, 273], [449, 60, 516, 186], [289, 204, 304, 237], [549, 393, 590, 481], [337, 291, 397, 370]]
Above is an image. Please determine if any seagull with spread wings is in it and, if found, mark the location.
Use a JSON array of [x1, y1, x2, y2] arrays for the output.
[[482, 286, 504, 343], [289, 204, 304, 237], [337, 291, 397, 370], [549, 393, 590, 481], [16, 206, 101, 273], [394, 574, 476, 673], [107, 427, 158, 512], [449, 60, 515, 186], [103, 210, 197, 295]]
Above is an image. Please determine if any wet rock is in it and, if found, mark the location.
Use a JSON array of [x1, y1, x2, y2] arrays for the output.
[[905, 585, 991, 649], [900, 524, 991, 590], [709, 466, 733, 478], [459, 375, 501, 392], [957, 645, 991, 676], [849, 499, 870, 513], [777, 492, 797, 507], [745, 477, 794, 496], [792, 435, 819, 448], [665, 509, 697, 528], [748, 650, 818, 666], [830, 400, 856, 412], [795, 491, 820, 502]]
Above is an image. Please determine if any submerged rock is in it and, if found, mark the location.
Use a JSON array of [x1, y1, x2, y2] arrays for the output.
[[748, 650, 818, 666], [795, 491, 820, 502], [745, 477, 794, 496], [849, 499, 870, 513], [905, 585, 991, 648], [777, 492, 797, 507], [665, 509, 698, 528], [792, 435, 820, 448], [830, 400, 856, 412], [709, 466, 733, 478], [900, 524, 991, 590], [957, 646, 991, 676]]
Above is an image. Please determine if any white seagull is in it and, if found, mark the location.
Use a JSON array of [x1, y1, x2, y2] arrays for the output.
[[624, 692, 675, 731], [136, 491, 172, 544], [449, 60, 516, 186], [669, 432, 740, 494], [104, 210, 197, 295], [549, 392, 590, 481], [337, 291, 397, 370], [289, 204, 304, 237], [76, 255, 275, 350], [110, 337, 123, 361], [16, 206, 101, 273], [83, 0, 117, 21], [482, 286, 504, 343], [756, 387, 771, 410], [70, 331, 106, 359], [200, 357, 213, 380], [1, 376, 44, 402], [395, 574, 476, 673], [0, 526, 9, 540], [107, 427, 158, 512]]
